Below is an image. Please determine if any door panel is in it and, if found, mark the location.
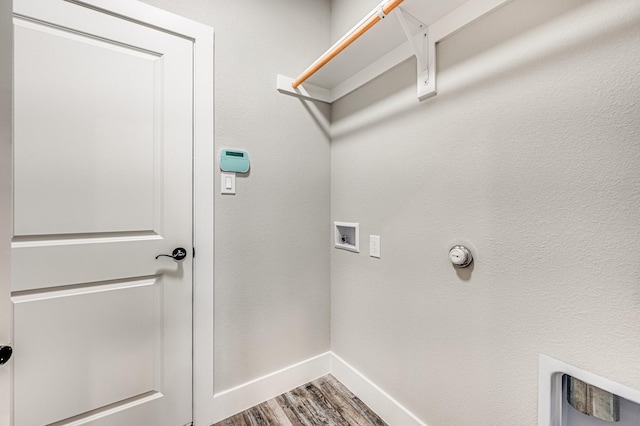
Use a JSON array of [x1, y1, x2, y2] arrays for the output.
[[13, 278, 161, 426], [12, 1, 194, 425], [14, 21, 159, 236]]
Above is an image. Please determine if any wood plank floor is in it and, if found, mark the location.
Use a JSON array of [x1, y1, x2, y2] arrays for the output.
[[212, 374, 388, 426]]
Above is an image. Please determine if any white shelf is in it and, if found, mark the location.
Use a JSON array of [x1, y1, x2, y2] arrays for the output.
[[277, 0, 513, 104]]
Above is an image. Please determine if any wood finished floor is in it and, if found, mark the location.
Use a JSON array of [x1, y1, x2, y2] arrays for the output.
[[212, 374, 388, 426]]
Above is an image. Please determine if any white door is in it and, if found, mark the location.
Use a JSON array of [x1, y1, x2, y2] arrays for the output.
[[0, 0, 13, 424], [12, 1, 194, 425]]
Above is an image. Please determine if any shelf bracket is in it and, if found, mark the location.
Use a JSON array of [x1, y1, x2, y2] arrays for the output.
[[395, 8, 430, 100]]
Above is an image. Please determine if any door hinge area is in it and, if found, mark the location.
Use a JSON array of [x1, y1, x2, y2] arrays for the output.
[[192, 247, 195, 258]]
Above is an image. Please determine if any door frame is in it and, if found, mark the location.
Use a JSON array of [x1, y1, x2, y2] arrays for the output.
[[1, 1, 215, 425]]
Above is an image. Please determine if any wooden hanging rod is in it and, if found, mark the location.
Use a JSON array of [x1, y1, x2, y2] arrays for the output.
[[292, 0, 405, 89]]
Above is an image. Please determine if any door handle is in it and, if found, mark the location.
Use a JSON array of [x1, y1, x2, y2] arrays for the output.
[[155, 247, 187, 262], [0, 346, 12, 366]]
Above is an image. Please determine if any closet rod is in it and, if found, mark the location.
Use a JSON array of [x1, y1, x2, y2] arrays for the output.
[[292, 0, 404, 89]]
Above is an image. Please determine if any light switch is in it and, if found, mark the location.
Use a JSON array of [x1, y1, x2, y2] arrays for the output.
[[221, 172, 236, 194], [369, 235, 380, 258]]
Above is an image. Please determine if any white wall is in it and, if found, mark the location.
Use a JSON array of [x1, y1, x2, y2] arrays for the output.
[[0, 0, 12, 423], [330, 0, 640, 425], [139, 0, 332, 393]]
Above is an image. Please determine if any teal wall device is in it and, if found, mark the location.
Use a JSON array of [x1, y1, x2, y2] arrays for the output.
[[219, 149, 250, 173]]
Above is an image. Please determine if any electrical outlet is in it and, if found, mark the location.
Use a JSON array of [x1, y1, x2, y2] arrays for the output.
[[369, 235, 380, 258]]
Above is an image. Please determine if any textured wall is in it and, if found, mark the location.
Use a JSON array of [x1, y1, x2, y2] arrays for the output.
[[139, 0, 332, 393], [330, 0, 640, 424]]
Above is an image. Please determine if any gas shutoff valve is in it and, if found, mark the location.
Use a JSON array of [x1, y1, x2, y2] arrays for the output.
[[449, 245, 473, 268]]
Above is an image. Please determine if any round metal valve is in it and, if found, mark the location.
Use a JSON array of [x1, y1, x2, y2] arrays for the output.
[[449, 245, 473, 268]]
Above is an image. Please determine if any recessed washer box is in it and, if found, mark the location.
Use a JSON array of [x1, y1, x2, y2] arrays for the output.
[[334, 221, 359, 253]]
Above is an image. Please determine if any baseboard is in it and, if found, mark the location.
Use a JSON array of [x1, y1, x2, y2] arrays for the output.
[[211, 351, 331, 423], [211, 351, 426, 426], [330, 352, 428, 426]]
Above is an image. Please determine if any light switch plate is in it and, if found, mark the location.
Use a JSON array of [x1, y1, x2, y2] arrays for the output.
[[369, 235, 380, 258], [221, 172, 236, 194]]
